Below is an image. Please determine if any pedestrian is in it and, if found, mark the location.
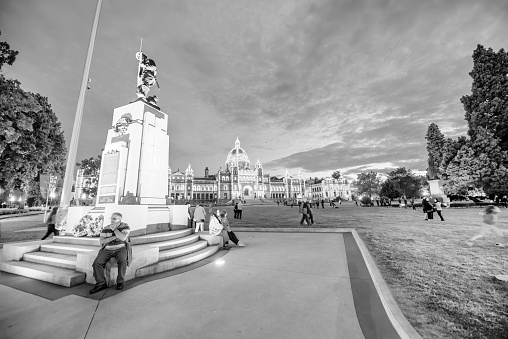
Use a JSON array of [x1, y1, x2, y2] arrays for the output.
[[233, 202, 239, 219], [186, 202, 194, 229], [41, 207, 59, 240], [209, 209, 230, 250], [466, 205, 508, 247], [193, 203, 206, 232], [434, 199, 445, 221], [220, 210, 245, 247], [307, 201, 314, 225], [321, 199, 325, 209], [411, 197, 416, 210], [299, 200, 310, 226], [89, 212, 131, 294], [422, 197, 434, 220], [237, 200, 243, 219]]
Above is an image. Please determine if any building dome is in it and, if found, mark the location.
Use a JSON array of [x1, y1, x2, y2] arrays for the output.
[[226, 137, 250, 169]]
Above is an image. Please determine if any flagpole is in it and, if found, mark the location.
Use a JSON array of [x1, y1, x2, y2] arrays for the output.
[[60, 0, 103, 207]]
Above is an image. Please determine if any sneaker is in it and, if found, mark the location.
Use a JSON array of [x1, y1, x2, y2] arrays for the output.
[[116, 283, 124, 290], [222, 245, 230, 250], [495, 243, 506, 247], [237, 242, 246, 247], [89, 284, 108, 294], [465, 241, 473, 247]]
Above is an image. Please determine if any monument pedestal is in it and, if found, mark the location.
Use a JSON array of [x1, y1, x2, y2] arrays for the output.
[[428, 179, 450, 204]]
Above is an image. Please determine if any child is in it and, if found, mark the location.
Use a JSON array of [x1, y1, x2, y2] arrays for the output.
[[220, 210, 245, 247], [466, 205, 508, 247]]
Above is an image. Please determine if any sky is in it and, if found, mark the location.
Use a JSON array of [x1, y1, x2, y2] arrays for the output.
[[1, 0, 507, 181]]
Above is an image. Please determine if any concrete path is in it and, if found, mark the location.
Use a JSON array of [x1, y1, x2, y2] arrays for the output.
[[0, 230, 421, 339]]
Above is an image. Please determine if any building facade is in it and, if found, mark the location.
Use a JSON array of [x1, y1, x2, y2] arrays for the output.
[[305, 177, 351, 201]]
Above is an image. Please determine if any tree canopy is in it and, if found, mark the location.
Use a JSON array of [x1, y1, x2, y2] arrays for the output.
[[356, 171, 381, 198], [426, 44, 508, 196], [331, 170, 341, 180], [0, 33, 66, 198], [76, 155, 101, 197]]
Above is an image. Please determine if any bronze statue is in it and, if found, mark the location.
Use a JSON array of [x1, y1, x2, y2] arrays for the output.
[[136, 51, 159, 100]]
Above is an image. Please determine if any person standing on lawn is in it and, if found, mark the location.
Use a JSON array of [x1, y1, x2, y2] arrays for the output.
[[237, 200, 243, 219], [422, 197, 434, 220], [466, 205, 508, 247], [299, 200, 310, 226], [434, 199, 445, 221], [234, 202, 239, 219], [307, 201, 315, 225]]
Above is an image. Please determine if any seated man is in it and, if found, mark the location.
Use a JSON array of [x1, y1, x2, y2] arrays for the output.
[[89, 212, 131, 294]]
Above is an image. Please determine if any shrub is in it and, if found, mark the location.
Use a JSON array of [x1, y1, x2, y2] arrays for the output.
[[360, 196, 372, 206]]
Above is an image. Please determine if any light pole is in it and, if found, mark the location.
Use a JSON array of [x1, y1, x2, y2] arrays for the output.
[[60, 0, 103, 207]]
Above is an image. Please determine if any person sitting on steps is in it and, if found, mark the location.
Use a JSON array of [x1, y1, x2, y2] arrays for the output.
[[89, 212, 131, 294]]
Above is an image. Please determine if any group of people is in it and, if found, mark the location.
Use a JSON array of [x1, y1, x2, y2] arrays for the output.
[[421, 197, 445, 221]]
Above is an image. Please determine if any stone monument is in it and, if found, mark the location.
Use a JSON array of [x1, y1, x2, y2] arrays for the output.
[[65, 51, 189, 236]]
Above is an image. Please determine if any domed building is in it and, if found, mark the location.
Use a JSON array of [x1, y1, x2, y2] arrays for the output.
[[168, 138, 308, 202]]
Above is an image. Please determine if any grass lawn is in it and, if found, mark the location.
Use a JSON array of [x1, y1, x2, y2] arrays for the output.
[[224, 202, 508, 339], [1, 203, 506, 338]]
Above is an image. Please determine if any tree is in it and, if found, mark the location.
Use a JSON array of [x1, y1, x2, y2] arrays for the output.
[[356, 171, 381, 198], [76, 155, 102, 197], [385, 167, 424, 197], [380, 180, 401, 200], [0, 31, 18, 70], [426, 123, 445, 178], [0, 35, 66, 196], [461, 45, 508, 151], [331, 170, 341, 180]]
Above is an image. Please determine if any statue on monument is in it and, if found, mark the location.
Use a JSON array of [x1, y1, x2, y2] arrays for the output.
[[136, 51, 159, 100], [427, 159, 439, 180]]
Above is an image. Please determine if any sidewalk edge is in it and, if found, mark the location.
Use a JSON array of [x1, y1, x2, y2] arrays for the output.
[[351, 229, 422, 339]]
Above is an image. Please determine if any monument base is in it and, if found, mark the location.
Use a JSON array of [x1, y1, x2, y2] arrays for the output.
[[65, 204, 190, 236], [428, 179, 450, 204]]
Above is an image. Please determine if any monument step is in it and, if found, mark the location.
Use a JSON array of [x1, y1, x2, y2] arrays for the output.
[[0, 260, 85, 287], [23, 252, 77, 269], [52, 235, 101, 247], [158, 240, 208, 261], [41, 243, 99, 256], [130, 229, 192, 245], [154, 234, 200, 251], [136, 245, 219, 278]]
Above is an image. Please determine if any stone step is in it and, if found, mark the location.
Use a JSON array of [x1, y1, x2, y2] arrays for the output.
[[130, 229, 192, 245], [41, 243, 98, 256], [52, 235, 101, 246], [158, 240, 208, 261], [154, 234, 200, 251], [136, 245, 219, 278], [0, 261, 85, 287], [23, 252, 77, 269]]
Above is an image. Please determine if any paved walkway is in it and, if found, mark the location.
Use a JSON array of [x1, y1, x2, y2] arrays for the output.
[[0, 230, 421, 339]]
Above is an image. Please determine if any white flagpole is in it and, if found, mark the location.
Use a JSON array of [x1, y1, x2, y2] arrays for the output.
[[60, 0, 103, 207]]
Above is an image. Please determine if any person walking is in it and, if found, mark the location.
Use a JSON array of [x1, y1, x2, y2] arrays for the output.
[[434, 199, 445, 221], [89, 212, 131, 294], [422, 197, 434, 220], [220, 210, 245, 247], [299, 201, 310, 226], [307, 201, 314, 225], [237, 200, 243, 219], [466, 205, 508, 247], [193, 203, 206, 232], [41, 207, 59, 240]]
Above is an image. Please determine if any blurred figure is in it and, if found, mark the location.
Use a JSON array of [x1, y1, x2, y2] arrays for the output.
[[466, 205, 508, 247], [41, 207, 59, 240]]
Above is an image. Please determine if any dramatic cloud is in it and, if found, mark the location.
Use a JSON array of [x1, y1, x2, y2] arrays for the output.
[[1, 0, 507, 180]]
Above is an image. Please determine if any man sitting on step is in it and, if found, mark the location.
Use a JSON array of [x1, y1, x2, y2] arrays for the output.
[[89, 212, 131, 294]]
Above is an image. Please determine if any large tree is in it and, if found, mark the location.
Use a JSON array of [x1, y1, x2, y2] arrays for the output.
[[385, 167, 425, 197], [331, 170, 341, 180], [461, 45, 508, 151], [425, 123, 445, 178], [0, 34, 66, 195], [356, 171, 381, 198]]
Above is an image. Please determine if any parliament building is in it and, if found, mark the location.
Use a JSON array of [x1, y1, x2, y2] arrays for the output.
[[168, 138, 351, 202]]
